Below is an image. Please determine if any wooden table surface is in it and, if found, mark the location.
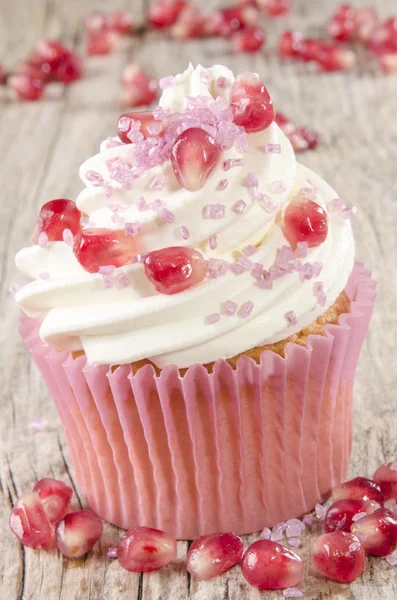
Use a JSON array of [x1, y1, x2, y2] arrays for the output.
[[1, 0, 396, 598]]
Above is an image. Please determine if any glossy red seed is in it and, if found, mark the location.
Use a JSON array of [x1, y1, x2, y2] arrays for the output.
[[8, 74, 45, 101], [283, 199, 328, 249], [241, 539, 303, 590], [275, 113, 296, 136], [144, 246, 207, 295], [9, 492, 52, 549], [324, 499, 379, 533], [108, 11, 134, 35], [333, 477, 385, 504], [377, 52, 397, 74], [316, 46, 356, 72], [86, 32, 116, 56], [32, 40, 71, 74], [57, 54, 83, 84], [216, 6, 258, 38], [296, 127, 321, 150], [149, 0, 187, 29], [15, 60, 52, 82], [278, 31, 304, 58], [85, 11, 108, 35], [171, 127, 221, 192], [170, 5, 206, 39], [32, 199, 82, 244], [311, 532, 365, 583], [230, 72, 275, 133], [117, 111, 165, 144], [120, 67, 158, 108], [373, 462, 397, 500], [33, 478, 73, 522], [73, 228, 137, 273], [356, 7, 378, 43], [351, 508, 397, 556], [117, 526, 177, 572], [56, 510, 103, 558], [328, 16, 356, 42], [187, 533, 244, 580], [233, 27, 265, 53], [258, 0, 292, 18]]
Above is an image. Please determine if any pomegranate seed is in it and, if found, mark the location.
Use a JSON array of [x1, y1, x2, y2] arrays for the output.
[[230, 72, 275, 133], [373, 462, 397, 500], [283, 199, 328, 249], [86, 32, 116, 56], [85, 11, 109, 35], [117, 526, 177, 572], [356, 8, 379, 43], [296, 127, 321, 151], [299, 39, 327, 62], [316, 45, 356, 72], [278, 31, 304, 58], [10, 492, 53, 549], [57, 53, 83, 84], [120, 68, 158, 108], [311, 532, 365, 583], [56, 510, 103, 558], [369, 20, 397, 55], [73, 228, 137, 273], [33, 478, 73, 522], [351, 508, 397, 556], [15, 61, 52, 82], [275, 113, 296, 136], [324, 499, 379, 533], [377, 52, 397, 74], [8, 74, 45, 101], [258, 0, 292, 18], [216, 6, 258, 38], [32, 199, 81, 244], [32, 40, 71, 75], [0, 64, 6, 84], [187, 533, 244, 580], [144, 246, 207, 295], [149, 0, 187, 29], [117, 111, 165, 144], [241, 540, 303, 590], [233, 27, 265, 53], [333, 477, 385, 504], [327, 4, 357, 42], [170, 6, 206, 39], [108, 11, 134, 35], [171, 128, 221, 192]]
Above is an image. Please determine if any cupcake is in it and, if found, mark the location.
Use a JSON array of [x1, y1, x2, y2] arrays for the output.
[[15, 64, 376, 540]]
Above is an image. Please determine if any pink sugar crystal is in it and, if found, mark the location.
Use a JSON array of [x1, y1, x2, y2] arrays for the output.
[[204, 204, 226, 219], [288, 538, 302, 548], [159, 75, 175, 89], [200, 70, 213, 85], [179, 225, 190, 240], [238, 300, 254, 318], [205, 313, 221, 325], [233, 199, 247, 214], [107, 546, 118, 558], [269, 180, 286, 193], [230, 263, 246, 275], [159, 208, 175, 223], [150, 173, 167, 190], [315, 503, 327, 520], [340, 205, 358, 220], [224, 157, 245, 171], [285, 310, 298, 326], [386, 551, 397, 566], [216, 76, 229, 89], [283, 588, 303, 598], [86, 170, 105, 187], [265, 143, 281, 154], [116, 272, 132, 288], [62, 228, 74, 247], [136, 196, 147, 211], [223, 300, 238, 316], [295, 241, 308, 258], [242, 245, 257, 256], [260, 527, 272, 540], [216, 178, 228, 191], [247, 172, 259, 187], [28, 418, 48, 432], [209, 234, 218, 250], [38, 232, 48, 248]]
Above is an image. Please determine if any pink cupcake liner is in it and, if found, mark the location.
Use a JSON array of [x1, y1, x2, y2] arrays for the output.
[[19, 261, 376, 539]]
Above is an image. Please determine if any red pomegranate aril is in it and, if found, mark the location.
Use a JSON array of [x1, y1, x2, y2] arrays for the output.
[[356, 7, 378, 43], [56, 510, 103, 558], [333, 477, 385, 504], [117, 526, 177, 572], [311, 531, 365, 583], [120, 67, 158, 108], [283, 199, 328, 249], [187, 533, 244, 580], [324, 499, 378, 533], [73, 228, 137, 273], [32, 199, 81, 244], [170, 6, 206, 40], [299, 39, 327, 62], [86, 32, 116, 56], [149, 0, 187, 29], [377, 52, 397, 74], [0, 64, 6, 84], [328, 17, 356, 42], [85, 12, 108, 35], [316, 46, 356, 72], [230, 72, 275, 133], [32, 40, 71, 74], [8, 74, 45, 101], [233, 27, 265, 53], [297, 127, 321, 150], [241, 539, 303, 590], [275, 113, 296, 136], [278, 31, 304, 58], [373, 461, 397, 500], [57, 54, 83, 84], [144, 246, 207, 295], [217, 6, 258, 38], [351, 508, 397, 557], [9, 492, 52, 549], [33, 478, 73, 522], [258, 0, 292, 18], [16, 61, 52, 82], [108, 11, 134, 35], [171, 128, 221, 192], [117, 111, 165, 144]]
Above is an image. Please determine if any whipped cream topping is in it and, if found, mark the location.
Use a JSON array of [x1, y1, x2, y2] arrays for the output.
[[15, 65, 355, 368]]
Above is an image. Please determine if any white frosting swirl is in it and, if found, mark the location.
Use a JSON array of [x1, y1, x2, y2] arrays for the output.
[[15, 65, 355, 368]]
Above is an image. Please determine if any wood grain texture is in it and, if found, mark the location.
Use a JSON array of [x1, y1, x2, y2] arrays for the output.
[[0, 0, 396, 598]]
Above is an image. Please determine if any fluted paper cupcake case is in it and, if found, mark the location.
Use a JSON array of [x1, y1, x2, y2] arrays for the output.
[[19, 261, 376, 540]]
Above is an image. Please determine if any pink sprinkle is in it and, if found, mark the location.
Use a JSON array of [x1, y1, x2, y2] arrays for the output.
[[232, 199, 247, 214], [315, 503, 327, 520], [258, 195, 277, 213], [62, 229, 74, 247], [238, 301, 254, 318], [86, 170, 105, 187], [102, 275, 114, 289], [285, 519, 305, 538], [247, 172, 259, 188], [150, 199, 164, 212], [109, 202, 122, 213], [125, 222, 142, 236], [285, 310, 298, 326], [216, 178, 228, 191], [150, 173, 167, 191], [265, 144, 281, 154], [106, 137, 123, 149], [251, 263, 263, 279], [312, 262, 323, 277], [111, 213, 123, 224], [128, 130, 144, 144], [277, 245, 294, 267], [270, 522, 285, 542], [287, 538, 302, 548], [106, 157, 123, 176], [329, 198, 344, 212], [260, 527, 272, 540], [147, 122, 164, 136], [223, 300, 238, 316], [340, 205, 358, 220], [269, 180, 286, 194], [303, 514, 314, 527], [159, 75, 175, 89], [136, 196, 147, 211], [298, 186, 317, 201], [159, 208, 175, 223], [28, 418, 48, 432], [107, 547, 118, 558], [295, 241, 308, 258], [352, 512, 368, 522], [300, 262, 315, 280], [98, 265, 116, 275], [8, 281, 20, 295], [242, 245, 257, 256], [38, 232, 48, 248], [230, 263, 245, 275], [224, 158, 245, 171], [116, 272, 131, 288], [200, 70, 212, 85], [258, 271, 273, 290], [294, 260, 302, 272], [386, 552, 397, 567], [133, 253, 148, 264], [209, 234, 218, 250], [216, 76, 229, 89], [204, 204, 225, 219], [313, 282, 324, 297], [38, 271, 50, 280], [283, 588, 303, 598], [317, 293, 327, 307], [179, 225, 190, 240], [205, 313, 221, 325], [238, 257, 254, 270]]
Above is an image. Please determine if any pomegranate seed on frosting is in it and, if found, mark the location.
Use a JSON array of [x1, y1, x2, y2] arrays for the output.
[[171, 127, 222, 191], [230, 72, 275, 133], [73, 228, 137, 273], [283, 198, 328, 249], [117, 526, 177, 572], [32, 199, 82, 244], [241, 539, 303, 590], [311, 531, 366, 583], [187, 532, 244, 580], [33, 478, 73, 522], [144, 246, 207, 295]]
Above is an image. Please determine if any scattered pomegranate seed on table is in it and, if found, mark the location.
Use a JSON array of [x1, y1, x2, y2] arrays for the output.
[[9, 492, 53, 550], [327, 4, 357, 42], [30, 40, 71, 78], [276, 112, 321, 153], [316, 45, 357, 72], [117, 526, 177, 572], [312, 531, 366, 582], [373, 461, 397, 500], [216, 5, 258, 38], [324, 499, 380, 533], [32, 199, 82, 244], [86, 32, 117, 56], [56, 53, 84, 84], [148, 0, 187, 29], [33, 478, 73, 522], [230, 72, 275, 133], [144, 246, 208, 294], [120, 65, 158, 108], [258, 0, 292, 18], [56, 510, 103, 558], [170, 5, 207, 40], [351, 508, 397, 556], [8, 73, 45, 101], [332, 477, 385, 503], [241, 539, 303, 590], [107, 11, 135, 36], [171, 127, 222, 191], [283, 198, 328, 249], [187, 532, 244, 580], [232, 27, 266, 52], [84, 11, 108, 36]]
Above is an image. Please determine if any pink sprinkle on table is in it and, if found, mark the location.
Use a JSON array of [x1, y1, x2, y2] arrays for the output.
[[283, 588, 303, 598], [28, 418, 48, 432], [125, 222, 142, 237], [179, 226, 190, 240], [285, 310, 298, 326], [159, 75, 175, 89], [107, 547, 118, 558], [303, 514, 314, 527], [238, 301, 254, 318], [233, 200, 247, 214], [38, 232, 48, 248], [204, 204, 226, 219], [159, 208, 175, 223], [223, 300, 238, 316], [288, 538, 302, 548], [265, 143, 281, 154], [315, 503, 327, 519], [386, 552, 397, 566], [247, 172, 259, 187], [242, 245, 257, 256], [205, 313, 221, 325], [209, 234, 218, 250], [260, 527, 272, 540], [216, 178, 228, 191]]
